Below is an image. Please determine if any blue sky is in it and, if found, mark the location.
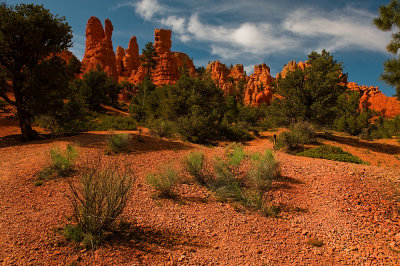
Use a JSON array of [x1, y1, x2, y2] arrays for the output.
[[6, 0, 397, 96]]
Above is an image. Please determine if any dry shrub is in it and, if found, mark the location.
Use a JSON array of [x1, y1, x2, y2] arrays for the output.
[[66, 155, 134, 249]]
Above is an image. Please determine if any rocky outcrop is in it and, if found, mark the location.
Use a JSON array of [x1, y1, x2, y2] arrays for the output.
[[245, 64, 274, 105], [278, 60, 308, 79], [206, 61, 246, 95], [126, 29, 196, 86], [81, 17, 118, 81], [347, 82, 400, 118]]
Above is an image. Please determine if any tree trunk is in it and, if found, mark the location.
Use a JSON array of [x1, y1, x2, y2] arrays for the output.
[[17, 107, 37, 141], [13, 83, 37, 141]]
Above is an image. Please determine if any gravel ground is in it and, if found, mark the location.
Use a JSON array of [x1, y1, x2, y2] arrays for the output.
[[1, 125, 400, 265]]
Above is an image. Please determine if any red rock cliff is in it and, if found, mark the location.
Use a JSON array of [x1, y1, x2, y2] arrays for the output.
[[347, 82, 400, 118], [81, 17, 118, 81]]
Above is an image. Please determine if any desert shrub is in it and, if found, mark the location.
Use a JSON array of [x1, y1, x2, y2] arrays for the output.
[[92, 115, 137, 131], [248, 150, 280, 191], [63, 224, 84, 242], [146, 118, 180, 138], [225, 142, 246, 168], [212, 158, 244, 202], [371, 115, 400, 139], [334, 91, 373, 136], [146, 165, 180, 198], [67, 157, 133, 249], [35, 95, 91, 134], [37, 144, 78, 182], [184, 152, 207, 185], [49, 144, 78, 176], [277, 122, 316, 150], [220, 123, 255, 141], [104, 133, 130, 154], [297, 145, 366, 164]]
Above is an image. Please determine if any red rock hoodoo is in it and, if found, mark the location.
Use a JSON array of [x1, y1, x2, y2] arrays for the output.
[[245, 64, 274, 106], [81, 17, 118, 81], [206, 61, 247, 95]]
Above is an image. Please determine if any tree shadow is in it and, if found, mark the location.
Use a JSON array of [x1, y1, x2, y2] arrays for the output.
[[321, 134, 400, 155], [0, 131, 194, 154], [108, 223, 209, 262]]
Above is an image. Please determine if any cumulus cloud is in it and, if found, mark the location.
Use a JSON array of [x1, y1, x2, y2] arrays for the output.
[[283, 7, 391, 52], [160, 16, 186, 34], [114, 0, 391, 63], [135, 0, 164, 20]]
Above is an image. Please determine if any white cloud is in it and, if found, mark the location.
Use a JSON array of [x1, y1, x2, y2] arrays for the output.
[[283, 7, 391, 52], [135, 0, 163, 20], [160, 16, 186, 34]]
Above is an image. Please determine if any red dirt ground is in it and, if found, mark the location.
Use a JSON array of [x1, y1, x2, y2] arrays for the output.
[[1, 116, 400, 265]]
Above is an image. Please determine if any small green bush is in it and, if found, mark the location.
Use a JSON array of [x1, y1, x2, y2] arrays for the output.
[[146, 165, 179, 198], [184, 152, 207, 185], [38, 144, 78, 181], [49, 144, 78, 176], [105, 133, 130, 154], [147, 118, 180, 138], [277, 122, 316, 150], [67, 157, 133, 249], [297, 145, 366, 164], [92, 115, 137, 131], [220, 124, 254, 141], [212, 158, 244, 202], [225, 142, 246, 168], [248, 150, 280, 191]]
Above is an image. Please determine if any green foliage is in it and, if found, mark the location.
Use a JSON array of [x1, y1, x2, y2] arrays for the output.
[[131, 72, 227, 143], [50, 144, 78, 176], [184, 152, 207, 185], [140, 42, 157, 78], [105, 133, 130, 154], [269, 50, 346, 126], [371, 115, 400, 139], [92, 115, 137, 131], [297, 145, 366, 164], [0, 98, 9, 112], [334, 91, 373, 136], [129, 76, 157, 121], [374, 0, 400, 98], [146, 118, 179, 138], [277, 122, 316, 150], [35, 94, 90, 134], [77, 65, 121, 111], [146, 165, 180, 198], [67, 158, 133, 249], [0, 3, 73, 140], [248, 150, 280, 191], [212, 158, 244, 202], [225, 143, 246, 168], [63, 224, 84, 242], [37, 144, 78, 184], [220, 122, 255, 141]]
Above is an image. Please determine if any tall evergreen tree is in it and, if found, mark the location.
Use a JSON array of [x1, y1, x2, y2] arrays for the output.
[[0, 3, 73, 140], [269, 50, 347, 126], [374, 0, 400, 98]]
